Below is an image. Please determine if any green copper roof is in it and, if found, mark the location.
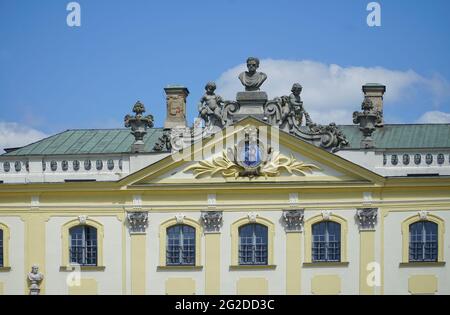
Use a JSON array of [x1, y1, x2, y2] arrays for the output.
[[3, 129, 165, 156], [2, 124, 450, 157], [340, 124, 450, 149]]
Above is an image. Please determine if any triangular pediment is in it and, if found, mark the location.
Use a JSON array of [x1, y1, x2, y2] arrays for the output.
[[120, 117, 385, 187]]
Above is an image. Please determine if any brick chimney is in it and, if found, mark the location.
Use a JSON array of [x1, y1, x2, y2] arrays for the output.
[[362, 83, 386, 127], [164, 85, 189, 129]]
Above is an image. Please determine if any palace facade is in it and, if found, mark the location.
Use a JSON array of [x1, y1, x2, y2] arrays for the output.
[[1, 64, 450, 295]]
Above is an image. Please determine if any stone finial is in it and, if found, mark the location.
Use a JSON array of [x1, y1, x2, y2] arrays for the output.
[[127, 211, 149, 234], [356, 208, 378, 231], [201, 211, 223, 233], [28, 264, 44, 295], [164, 86, 189, 129], [362, 84, 386, 127], [353, 97, 380, 149], [282, 209, 304, 232], [124, 101, 154, 153]]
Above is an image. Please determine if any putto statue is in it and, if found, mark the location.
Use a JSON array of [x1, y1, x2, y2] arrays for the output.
[[28, 264, 44, 295], [238, 57, 267, 91], [281, 83, 313, 132], [198, 82, 225, 128]]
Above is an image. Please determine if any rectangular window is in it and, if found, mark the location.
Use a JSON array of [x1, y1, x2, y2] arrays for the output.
[[409, 221, 438, 262], [312, 222, 341, 262], [166, 225, 195, 266], [70, 226, 97, 266], [238, 224, 268, 265]]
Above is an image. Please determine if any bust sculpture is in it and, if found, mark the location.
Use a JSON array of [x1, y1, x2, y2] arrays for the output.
[[238, 57, 267, 91], [28, 264, 44, 295]]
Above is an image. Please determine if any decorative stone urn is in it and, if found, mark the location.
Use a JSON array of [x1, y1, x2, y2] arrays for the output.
[[124, 101, 154, 153], [353, 98, 380, 149]]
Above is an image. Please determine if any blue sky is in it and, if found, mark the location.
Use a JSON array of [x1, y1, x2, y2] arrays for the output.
[[0, 0, 450, 150]]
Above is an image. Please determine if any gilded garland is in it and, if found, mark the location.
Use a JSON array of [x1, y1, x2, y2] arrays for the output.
[[184, 148, 320, 179]]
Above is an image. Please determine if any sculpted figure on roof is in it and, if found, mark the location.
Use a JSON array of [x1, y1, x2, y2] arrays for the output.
[[238, 57, 267, 91]]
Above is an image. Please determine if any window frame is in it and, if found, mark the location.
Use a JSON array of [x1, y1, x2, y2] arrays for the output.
[[231, 216, 275, 267], [402, 214, 445, 264], [311, 221, 341, 262], [0, 223, 10, 269], [69, 225, 98, 266], [304, 213, 348, 264], [238, 223, 269, 265], [409, 221, 438, 262], [61, 218, 104, 268], [166, 224, 196, 266], [159, 217, 202, 268]]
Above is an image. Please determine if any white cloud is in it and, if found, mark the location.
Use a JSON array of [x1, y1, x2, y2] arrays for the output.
[[215, 59, 450, 124], [0, 122, 48, 153], [416, 111, 450, 124]]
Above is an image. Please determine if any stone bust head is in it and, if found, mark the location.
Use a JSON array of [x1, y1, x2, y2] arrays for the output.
[[238, 57, 267, 91]]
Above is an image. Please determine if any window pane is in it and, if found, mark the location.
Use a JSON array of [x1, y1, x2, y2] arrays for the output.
[[424, 222, 438, 262], [312, 222, 327, 262], [409, 222, 423, 262], [182, 225, 195, 265], [327, 222, 341, 262], [167, 225, 181, 265]]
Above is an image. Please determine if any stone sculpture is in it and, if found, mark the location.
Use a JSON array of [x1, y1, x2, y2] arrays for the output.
[[238, 57, 267, 91], [28, 264, 44, 295], [198, 82, 225, 128]]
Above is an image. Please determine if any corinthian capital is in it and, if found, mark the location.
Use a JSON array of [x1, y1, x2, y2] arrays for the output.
[[356, 208, 378, 231], [127, 211, 149, 234], [201, 211, 223, 233]]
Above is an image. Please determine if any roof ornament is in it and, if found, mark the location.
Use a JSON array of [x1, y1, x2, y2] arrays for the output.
[[190, 57, 349, 153], [124, 101, 154, 153], [353, 97, 381, 149]]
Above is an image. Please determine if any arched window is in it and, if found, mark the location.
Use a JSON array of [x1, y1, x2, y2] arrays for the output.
[[69, 225, 98, 266], [409, 221, 438, 262], [312, 221, 341, 262], [166, 225, 196, 266], [0, 229, 3, 267], [239, 223, 268, 265]]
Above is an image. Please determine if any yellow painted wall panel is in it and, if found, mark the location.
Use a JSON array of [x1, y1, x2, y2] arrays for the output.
[[236, 278, 268, 295], [166, 278, 196, 295], [205, 233, 220, 295], [408, 275, 438, 295], [311, 275, 341, 295], [131, 234, 146, 295], [286, 233, 301, 295], [360, 231, 375, 295], [68, 279, 98, 295]]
